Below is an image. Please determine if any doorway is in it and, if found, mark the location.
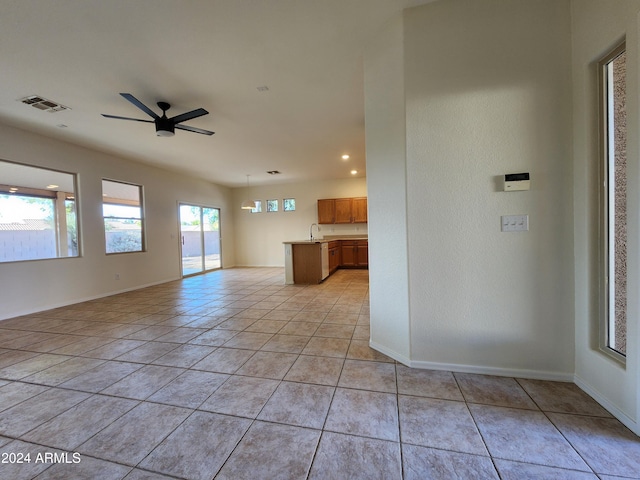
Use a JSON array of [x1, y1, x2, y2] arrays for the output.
[[179, 204, 221, 276]]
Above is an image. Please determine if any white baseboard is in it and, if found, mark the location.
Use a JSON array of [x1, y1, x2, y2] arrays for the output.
[[368, 341, 574, 382], [574, 374, 640, 436], [408, 360, 575, 382], [369, 340, 411, 366]]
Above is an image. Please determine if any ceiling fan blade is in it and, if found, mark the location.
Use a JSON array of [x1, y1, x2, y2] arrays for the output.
[[101, 114, 154, 123], [119, 93, 159, 119], [170, 108, 209, 124], [175, 124, 215, 136]]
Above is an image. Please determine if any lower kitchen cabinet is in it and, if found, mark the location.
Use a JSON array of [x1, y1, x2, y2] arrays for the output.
[[356, 242, 368, 267], [340, 240, 368, 268], [328, 241, 341, 274], [284, 239, 368, 285], [291, 243, 329, 284]]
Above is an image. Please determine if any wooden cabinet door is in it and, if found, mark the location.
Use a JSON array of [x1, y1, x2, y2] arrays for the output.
[[341, 244, 356, 266], [356, 242, 368, 267], [352, 198, 368, 223], [335, 198, 353, 223], [329, 246, 340, 273], [317, 199, 335, 224], [292, 244, 322, 284]]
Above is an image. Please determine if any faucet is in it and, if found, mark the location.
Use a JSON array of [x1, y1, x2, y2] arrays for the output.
[[309, 223, 318, 241]]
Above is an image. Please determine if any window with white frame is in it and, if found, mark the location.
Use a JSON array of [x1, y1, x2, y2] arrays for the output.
[[266, 199, 278, 212], [102, 179, 145, 254], [0, 160, 78, 262], [598, 41, 627, 360], [283, 198, 296, 211]]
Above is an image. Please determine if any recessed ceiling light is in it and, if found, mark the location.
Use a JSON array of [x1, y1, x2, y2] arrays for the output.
[[342, 154, 350, 160], [46, 184, 59, 189], [350, 170, 358, 175]]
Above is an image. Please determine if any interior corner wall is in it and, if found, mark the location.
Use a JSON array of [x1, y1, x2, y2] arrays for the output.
[[0, 123, 235, 320], [571, 0, 640, 436], [232, 177, 367, 267], [364, 13, 411, 364], [402, 0, 575, 378]]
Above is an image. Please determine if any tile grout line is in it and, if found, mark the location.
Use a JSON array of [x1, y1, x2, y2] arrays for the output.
[[450, 372, 503, 479], [514, 377, 599, 476]]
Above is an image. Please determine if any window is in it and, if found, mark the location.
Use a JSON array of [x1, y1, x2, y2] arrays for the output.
[[598, 41, 627, 360], [266, 199, 278, 212], [0, 160, 78, 262], [283, 198, 296, 211], [251, 200, 262, 213], [102, 179, 144, 254]]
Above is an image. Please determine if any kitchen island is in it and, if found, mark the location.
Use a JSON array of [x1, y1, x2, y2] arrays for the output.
[[283, 236, 368, 284]]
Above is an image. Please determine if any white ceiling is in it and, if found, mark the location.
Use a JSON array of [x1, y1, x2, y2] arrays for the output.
[[0, 0, 431, 188]]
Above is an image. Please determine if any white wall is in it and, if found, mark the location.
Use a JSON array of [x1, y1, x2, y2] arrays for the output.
[[366, 0, 576, 379], [364, 14, 412, 364], [571, 0, 640, 435], [232, 177, 367, 266], [404, 0, 575, 377], [0, 123, 235, 320]]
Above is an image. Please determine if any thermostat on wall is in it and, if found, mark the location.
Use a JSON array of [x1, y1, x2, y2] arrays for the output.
[[504, 172, 530, 191]]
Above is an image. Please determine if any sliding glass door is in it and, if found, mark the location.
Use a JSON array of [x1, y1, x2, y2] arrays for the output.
[[179, 204, 221, 276]]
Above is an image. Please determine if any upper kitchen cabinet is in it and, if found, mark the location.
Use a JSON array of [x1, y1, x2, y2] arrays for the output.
[[317, 199, 336, 224], [317, 197, 367, 224], [335, 198, 353, 223], [352, 197, 367, 223]]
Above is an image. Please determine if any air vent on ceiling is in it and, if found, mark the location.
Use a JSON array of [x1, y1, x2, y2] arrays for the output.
[[267, 170, 281, 175], [19, 95, 70, 113]]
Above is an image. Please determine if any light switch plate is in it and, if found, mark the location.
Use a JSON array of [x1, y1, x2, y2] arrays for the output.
[[501, 215, 529, 232]]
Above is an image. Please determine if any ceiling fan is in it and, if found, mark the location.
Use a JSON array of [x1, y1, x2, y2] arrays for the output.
[[101, 93, 214, 137]]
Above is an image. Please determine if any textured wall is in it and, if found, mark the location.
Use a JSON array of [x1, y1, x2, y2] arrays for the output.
[[402, 0, 575, 376], [364, 13, 412, 363]]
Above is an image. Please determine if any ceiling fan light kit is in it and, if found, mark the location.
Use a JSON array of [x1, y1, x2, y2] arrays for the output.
[[155, 101, 175, 136], [102, 93, 214, 137]]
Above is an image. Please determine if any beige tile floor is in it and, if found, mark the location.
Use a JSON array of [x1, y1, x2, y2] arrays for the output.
[[0, 267, 639, 479]]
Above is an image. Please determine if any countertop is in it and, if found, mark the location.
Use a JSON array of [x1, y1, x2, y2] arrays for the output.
[[283, 236, 368, 245]]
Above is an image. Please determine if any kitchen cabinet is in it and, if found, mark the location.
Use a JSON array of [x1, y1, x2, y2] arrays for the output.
[[352, 198, 368, 223], [356, 242, 368, 267], [328, 241, 341, 274], [317, 197, 367, 224], [335, 198, 353, 223], [317, 199, 335, 224], [284, 238, 367, 284], [340, 240, 368, 268], [290, 242, 329, 284]]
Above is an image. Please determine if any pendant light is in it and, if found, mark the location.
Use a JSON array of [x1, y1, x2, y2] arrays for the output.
[[241, 174, 256, 210]]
